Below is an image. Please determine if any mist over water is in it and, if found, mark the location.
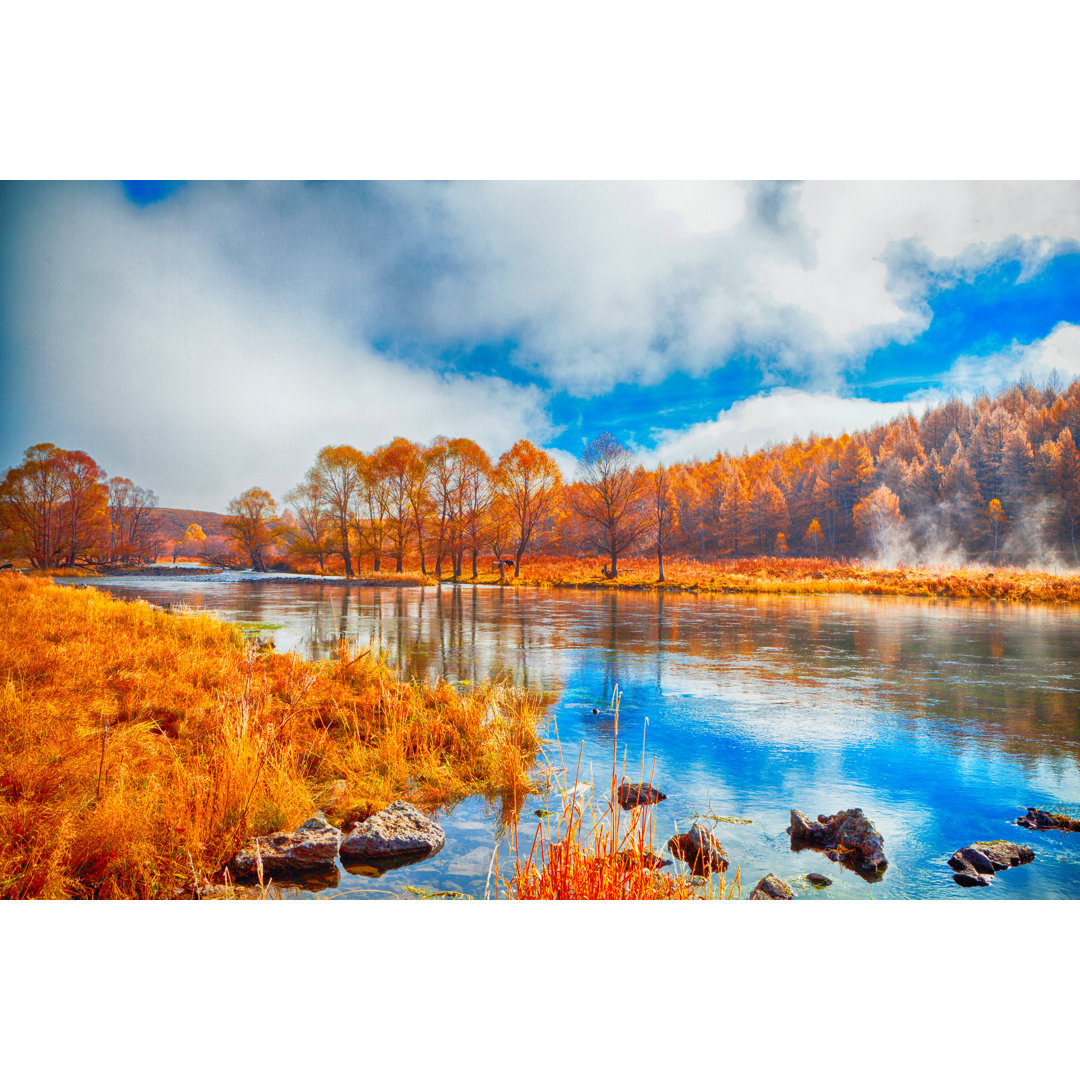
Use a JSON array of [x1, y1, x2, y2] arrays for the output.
[[65, 574, 1080, 899]]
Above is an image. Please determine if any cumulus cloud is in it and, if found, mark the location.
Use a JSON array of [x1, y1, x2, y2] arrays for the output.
[[15, 180, 1074, 401], [644, 389, 924, 463], [0, 183, 552, 510]]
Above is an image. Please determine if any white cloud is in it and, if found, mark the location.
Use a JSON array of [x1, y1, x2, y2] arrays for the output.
[[644, 389, 920, 462], [27, 179, 1074, 402], [1, 184, 553, 510], [937, 321, 1080, 399]]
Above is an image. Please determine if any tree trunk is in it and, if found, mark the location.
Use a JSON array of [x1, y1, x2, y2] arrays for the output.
[[396, 552, 403, 572], [657, 546, 664, 582], [341, 519, 353, 577]]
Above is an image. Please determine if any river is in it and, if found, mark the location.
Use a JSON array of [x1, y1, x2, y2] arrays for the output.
[[62, 572, 1080, 900]]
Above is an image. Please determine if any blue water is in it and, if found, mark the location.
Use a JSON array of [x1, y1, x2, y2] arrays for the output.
[[62, 574, 1080, 899]]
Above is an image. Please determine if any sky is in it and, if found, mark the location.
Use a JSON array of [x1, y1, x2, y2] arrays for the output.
[[2, 179, 1079, 512]]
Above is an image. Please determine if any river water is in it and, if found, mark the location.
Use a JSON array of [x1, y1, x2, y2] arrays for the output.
[[63, 572, 1080, 900]]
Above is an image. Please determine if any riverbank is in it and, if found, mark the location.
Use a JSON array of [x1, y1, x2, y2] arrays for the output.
[[452, 556, 1080, 603], [0, 574, 545, 898]]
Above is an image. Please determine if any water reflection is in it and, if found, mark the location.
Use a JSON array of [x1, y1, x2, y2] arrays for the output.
[[65, 574, 1080, 899]]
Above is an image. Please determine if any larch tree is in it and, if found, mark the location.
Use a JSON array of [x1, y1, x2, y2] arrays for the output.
[[853, 484, 903, 560], [650, 463, 676, 582]]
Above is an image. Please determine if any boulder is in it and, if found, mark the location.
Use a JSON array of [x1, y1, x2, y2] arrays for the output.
[[948, 840, 1034, 887], [748, 874, 795, 900], [806, 872, 832, 887], [617, 781, 667, 810], [666, 824, 729, 874], [229, 813, 342, 881], [339, 800, 445, 860], [1016, 807, 1080, 833], [788, 807, 888, 879]]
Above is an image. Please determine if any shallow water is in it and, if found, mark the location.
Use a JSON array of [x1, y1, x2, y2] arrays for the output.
[[63, 572, 1080, 899]]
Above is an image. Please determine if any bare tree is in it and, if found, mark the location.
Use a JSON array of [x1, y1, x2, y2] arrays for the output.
[[570, 432, 650, 578]]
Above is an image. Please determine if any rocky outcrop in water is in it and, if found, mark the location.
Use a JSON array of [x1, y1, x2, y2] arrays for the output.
[[807, 872, 832, 887], [748, 874, 795, 899], [667, 824, 729, 874], [617, 781, 667, 809], [228, 813, 342, 881], [948, 841, 1034, 887], [340, 800, 446, 860], [788, 808, 888, 880], [1016, 807, 1080, 833]]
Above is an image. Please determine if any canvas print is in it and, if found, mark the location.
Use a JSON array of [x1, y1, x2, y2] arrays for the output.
[[2, 180, 1079, 900]]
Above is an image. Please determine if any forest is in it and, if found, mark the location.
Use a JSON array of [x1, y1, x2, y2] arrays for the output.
[[3, 375, 1080, 577]]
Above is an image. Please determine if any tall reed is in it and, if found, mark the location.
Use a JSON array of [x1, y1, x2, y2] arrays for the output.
[[496, 687, 740, 900]]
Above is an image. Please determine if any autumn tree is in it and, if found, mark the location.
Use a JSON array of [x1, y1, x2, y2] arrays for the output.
[[570, 432, 649, 578], [224, 487, 279, 571], [57, 450, 109, 566], [804, 518, 823, 555], [376, 437, 426, 573], [107, 477, 158, 564], [495, 439, 563, 577], [311, 445, 363, 576], [650, 463, 676, 582], [0, 444, 108, 568], [284, 477, 333, 571]]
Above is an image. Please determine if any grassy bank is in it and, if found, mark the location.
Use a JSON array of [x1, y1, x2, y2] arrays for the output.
[[453, 555, 1080, 603], [0, 574, 545, 898]]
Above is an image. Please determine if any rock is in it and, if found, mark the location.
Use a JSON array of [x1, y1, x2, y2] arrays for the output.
[[616, 849, 672, 871], [229, 812, 342, 881], [788, 807, 888, 880], [806, 872, 832, 887], [195, 883, 266, 900], [948, 840, 1034, 887], [1017, 807, 1080, 832], [748, 874, 795, 900], [666, 824, 729, 874], [617, 781, 667, 810], [339, 800, 445, 860]]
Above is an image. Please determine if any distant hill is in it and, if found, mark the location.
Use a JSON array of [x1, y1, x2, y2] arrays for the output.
[[151, 508, 227, 540]]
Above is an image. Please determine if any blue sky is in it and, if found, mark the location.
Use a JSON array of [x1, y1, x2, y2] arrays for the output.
[[2, 180, 1079, 510]]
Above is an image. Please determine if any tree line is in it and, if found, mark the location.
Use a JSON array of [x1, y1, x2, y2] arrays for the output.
[[4, 375, 1080, 574]]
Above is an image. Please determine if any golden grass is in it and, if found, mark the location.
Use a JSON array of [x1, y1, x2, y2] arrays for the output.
[[459, 555, 1080, 603], [0, 574, 546, 898]]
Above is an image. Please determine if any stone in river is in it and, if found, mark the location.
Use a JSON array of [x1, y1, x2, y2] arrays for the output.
[[1016, 807, 1080, 833], [748, 874, 795, 899], [617, 781, 667, 810], [666, 824, 729, 874], [948, 840, 1034, 887], [806, 872, 832, 887], [229, 812, 342, 881], [788, 807, 888, 880], [340, 800, 446, 860]]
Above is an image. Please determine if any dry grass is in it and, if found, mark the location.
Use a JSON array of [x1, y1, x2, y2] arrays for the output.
[[0, 574, 545, 898], [462, 555, 1080, 603]]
